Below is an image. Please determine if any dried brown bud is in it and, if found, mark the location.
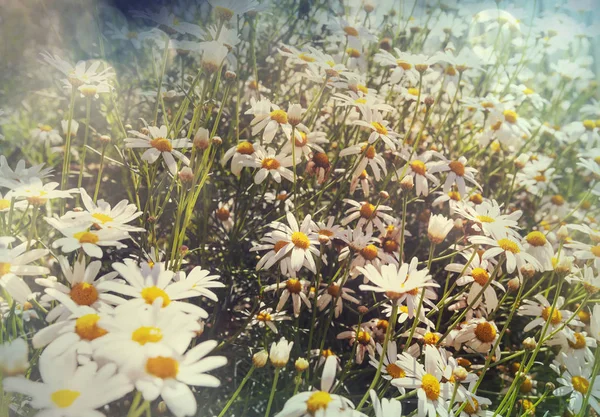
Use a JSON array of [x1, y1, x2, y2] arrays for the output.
[[507, 277, 521, 292], [358, 305, 369, 315]]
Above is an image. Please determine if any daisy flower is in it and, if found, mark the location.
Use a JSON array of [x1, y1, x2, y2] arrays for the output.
[[0, 156, 52, 187], [0, 338, 29, 376], [396, 151, 440, 197], [453, 200, 522, 239], [339, 227, 396, 279], [368, 341, 406, 385], [454, 318, 501, 357], [446, 252, 504, 314], [339, 143, 387, 181], [133, 341, 227, 417], [220, 140, 256, 176], [11, 178, 74, 207], [104, 259, 211, 318], [429, 156, 481, 196], [341, 199, 395, 234], [40, 51, 114, 89], [0, 191, 28, 212], [276, 356, 361, 416], [281, 127, 328, 161], [36, 256, 122, 322], [518, 293, 580, 339], [393, 345, 453, 417], [264, 278, 311, 317], [370, 389, 402, 417], [3, 351, 132, 417], [566, 265, 600, 294], [92, 301, 201, 374], [31, 124, 62, 145], [566, 240, 600, 270], [124, 125, 192, 176], [353, 108, 400, 150], [62, 188, 144, 232], [245, 303, 291, 334], [0, 237, 49, 281], [316, 278, 360, 318], [552, 353, 600, 415], [243, 146, 294, 184], [245, 98, 293, 143], [469, 235, 542, 275], [337, 325, 375, 364], [45, 218, 129, 258], [374, 48, 420, 84], [522, 230, 554, 272], [548, 328, 597, 364], [427, 214, 455, 245]]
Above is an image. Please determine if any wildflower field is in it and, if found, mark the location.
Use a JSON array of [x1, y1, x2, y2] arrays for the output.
[[1, 0, 600, 416]]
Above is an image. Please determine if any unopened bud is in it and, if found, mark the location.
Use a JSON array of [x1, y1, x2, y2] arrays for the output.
[[520, 264, 536, 279], [379, 37, 392, 51], [194, 127, 210, 150], [318, 234, 331, 245], [225, 70, 237, 80], [252, 350, 269, 368], [522, 337, 536, 351], [178, 167, 194, 184], [557, 225, 569, 240], [507, 277, 520, 292], [424, 96, 435, 107], [212, 136, 222, 146], [400, 175, 414, 190], [452, 366, 468, 382], [295, 358, 309, 372], [358, 305, 369, 315], [287, 104, 304, 127], [157, 401, 168, 414], [141, 127, 150, 135], [99, 134, 111, 144], [147, 216, 157, 224], [179, 245, 189, 255], [545, 382, 555, 392], [125, 124, 133, 131], [379, 191, 389, 200]]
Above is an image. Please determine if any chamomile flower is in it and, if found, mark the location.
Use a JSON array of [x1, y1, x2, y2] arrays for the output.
[[264, 278, 311, 317], [396, 151, 440, 197], [353, 108, 400, 150], [552, 353, 600, 415], [244, 146, 295, 184], [454, 200, 522, 239], [316, 278, 360, 318], [3, 351, 133, 417], [339, 143, 387, 181], [221, 140, 256, 176], [341, 199, 395, 234], [429, 156, 481, 196], [370, 389, 403, 417], [246, 98, 293, 143], [0, 338, 29, 376], [275, 355, 361, 417], [31, 124, 62, 145], [124, 125, 192, 176], [469, 235, 542, 275], [245, 303, 291, 334], [0, 237, 49, 281], [518, 294, 579, 339], [454, 318, 500, 357], [337, 325, 376, 364]]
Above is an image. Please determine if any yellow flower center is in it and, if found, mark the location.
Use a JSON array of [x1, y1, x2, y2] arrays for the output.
[[257, 311, 273, 322], [382, 238, 399, 253], [327, 284, 341, 297], [322, 349, 335, 358], [40, 124, 53, 132], [423, 332, 440, 345], [371, 121, 388, 135], [481, 101, 495, 108], [75, 314, 107, 341], [298, 53, 315, 63], [541, 307, 562, 324], [357, 84, 368, 94], [150, 138, 173, 152], [526, 231, 547, 247], [294, 131, 308, 147], [132, 326, 163, 345], [523, 87, 534, 95], [534, 174, 546, 182], [146, 356, 179, 379], [397, 60, 412, 70], [347, 48, 361, 58], [357, 330, 371, 345], [262, 158, 281, 170], [568, 332, 587, 349], [360, 244, 378, 261], [51, 390, 80, 408], [463, 398, 479, 414], [591, 245, 600, 257], [583, 120, 595, 131], [503, 109, 518, 124], [498, 238, 520, 253], [474, 321, 497, 343], [270, 110, 288, 124], [343, 26, 359, 37], [550, 194, 565, 206], [572, 376, 589, 394], [236, 141, 255, 155], [410, 160, 427, 175], [386, 363, 406, 379], [471, 268, 489, 286], [421, 373, 441, 400], [70, 282, 98, 306], [360, 203, 376, 219], [91, 213, 113, 224], [141, 286, 171, 307], [0, 262, 11, 277], [0, 199, 9, 210], [273, 240, 288, 253], [477, 215, 494, 223], [306, 391, 333, 415], [445, 66, 457, 76], [286, 278, 302, 294], [291, 231, 310, 249], [73, 231, 99, 244], [448, 191, 461, 201], [449, 160, 465, 176], [407, 87, 419, 96]]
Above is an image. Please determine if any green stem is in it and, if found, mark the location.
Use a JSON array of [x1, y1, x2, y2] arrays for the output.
[[217, 365, 255, 417], [77, 97, 92, 201], [264, 367, 281, 417]]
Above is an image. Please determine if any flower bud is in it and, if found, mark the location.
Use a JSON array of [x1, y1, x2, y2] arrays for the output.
[[178, 167, 194, 184], [212, 136, 223, 146], [157, 401, 168, 414], [99, 134, 111, 144], [379, 191, 389, 200], [252, 350, 269, 368], [424, 96, 435, 107], [507, 277, 520, 292], [520, 264, 536, 280], [318, 234, 331, 245], [225, 70, 237, 80], [358, 305, 369, 315], [194, 127, 210, 150], [545, 382, 555, 392], [522, 337, 537, 351], [557, 225, 569, 240], [287, 104, 304, 127], [295, 358, 309, 372], [452, 366, 468, 382], [400, 175, 414, 190]]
